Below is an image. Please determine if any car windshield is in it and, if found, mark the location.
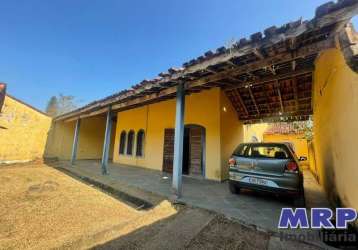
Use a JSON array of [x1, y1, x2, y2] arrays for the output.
[[248, 145, 291, 159]]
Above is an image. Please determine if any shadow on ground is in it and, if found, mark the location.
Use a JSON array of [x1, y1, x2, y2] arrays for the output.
[[91, 212, 271, 250], [52, 165, 157, 210]]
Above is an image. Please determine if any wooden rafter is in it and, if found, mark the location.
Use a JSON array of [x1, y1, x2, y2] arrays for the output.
[[224, 67, 312, 92], [186, 37, 334, 90], [205, 68, 244, 87], [55, 0, 358, 124], [253, 48, 265, 60], [235, 89, 249, 116], [57, 37, 334, 122], [247, 87, 260, 115], [276, 81, 285, 114], [292, 78, 299, 111], [263, 86, 272, 114], [240, 109, 312, 121]]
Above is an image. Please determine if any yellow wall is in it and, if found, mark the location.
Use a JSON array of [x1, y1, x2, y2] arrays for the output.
[[45, 115, 115, 160], [0, 95, 52, 163], [243, 123, 269, 142], [45, 120, 75, 160], [313, 48, 358, 209], [220, 91, 244, 179], [44, 88, 244, 181], [307, 141, 318, 177], [263, 133, 309, 165], [113, 88, 243, 181]]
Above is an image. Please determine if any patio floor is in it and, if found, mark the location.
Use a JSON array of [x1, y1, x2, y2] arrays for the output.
[[51, 160, 330, 234]]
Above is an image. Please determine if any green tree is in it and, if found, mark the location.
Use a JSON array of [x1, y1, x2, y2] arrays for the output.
[[45, 96, 59, 117], [293, 118, 314, 141], [57, 94, 77, 115], [45, 94, 78, 117]]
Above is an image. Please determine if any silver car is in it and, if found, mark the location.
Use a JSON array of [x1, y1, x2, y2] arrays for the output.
[[228, 142, 306, 206]]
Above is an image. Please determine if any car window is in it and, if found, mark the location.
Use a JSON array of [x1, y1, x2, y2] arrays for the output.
[[248, 145, 291, 159], [233, 144, 248, 157]]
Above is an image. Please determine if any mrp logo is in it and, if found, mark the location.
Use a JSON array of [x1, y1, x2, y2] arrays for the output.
[[278, 208, 357, 229]]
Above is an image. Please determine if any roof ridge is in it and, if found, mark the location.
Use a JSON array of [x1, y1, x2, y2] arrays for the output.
[[5, 93, 51, 117]]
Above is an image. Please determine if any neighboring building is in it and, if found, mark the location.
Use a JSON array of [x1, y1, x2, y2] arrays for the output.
[[242, 122, 310, 166], [0, 95, 52, 164], [262, 122, 310, 166], [243, 123, 269, 143], [44, 0, 358, 209]]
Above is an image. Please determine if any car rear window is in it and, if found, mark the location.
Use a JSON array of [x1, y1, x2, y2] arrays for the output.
[[248, 145, 291, 159], [233, 144, 248, 157]]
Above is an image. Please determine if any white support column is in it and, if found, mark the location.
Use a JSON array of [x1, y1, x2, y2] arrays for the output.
[[101, 106, 113, 175], [172, 83, 185, 198], [70, 119, 81, 166]]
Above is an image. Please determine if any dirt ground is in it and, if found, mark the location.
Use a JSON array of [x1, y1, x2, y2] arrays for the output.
[[0, 164, 177, 249], [92, 213, 271, 250], [0, 164, 321, 250]]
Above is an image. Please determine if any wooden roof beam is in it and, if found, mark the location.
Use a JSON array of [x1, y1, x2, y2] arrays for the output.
[[57, 37, 333, 122], [224, 67, 313, 92], [247, 87, 260, 115], [253, 48, 265, 60], [234, 89, 249, 116], [292, 78, 300, 111], [239, 109, 312, 120], [263, 87, 272, 114], [276, 81, 285, 114], [268, 65, 276, 75], [205, 68, 245, 87]]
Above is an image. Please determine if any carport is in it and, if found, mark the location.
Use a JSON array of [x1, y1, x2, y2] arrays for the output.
[[51, 1, 358, 201]]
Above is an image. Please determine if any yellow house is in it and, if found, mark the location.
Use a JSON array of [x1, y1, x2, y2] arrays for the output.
[[46, 88, 242, 181], [45, 1, 358, 207], [0, 94, 52, 164], [110, 88, 243, 180]]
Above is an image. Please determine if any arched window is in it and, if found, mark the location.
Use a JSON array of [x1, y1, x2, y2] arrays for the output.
[[136, 130, 145, 157], [119, 131, 126, 155], [126, 130, 135, 155]]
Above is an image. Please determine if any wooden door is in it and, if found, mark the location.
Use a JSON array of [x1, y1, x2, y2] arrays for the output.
[[162, 128, 175, 173], [189, 127, 203, 175]]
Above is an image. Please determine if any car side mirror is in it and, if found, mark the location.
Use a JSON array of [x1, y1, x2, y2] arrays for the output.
[[299, 156, 307, 161]]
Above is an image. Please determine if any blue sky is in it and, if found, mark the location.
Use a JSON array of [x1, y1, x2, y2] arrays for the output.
[[0, 0, 357, 110]]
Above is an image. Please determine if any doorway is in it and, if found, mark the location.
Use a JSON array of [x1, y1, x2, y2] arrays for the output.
[[182, 128, 190, 175], [162, 125, 205, 177]]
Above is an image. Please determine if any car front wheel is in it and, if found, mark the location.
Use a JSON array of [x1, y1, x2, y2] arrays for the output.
[[229, 182, 240, 194]]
